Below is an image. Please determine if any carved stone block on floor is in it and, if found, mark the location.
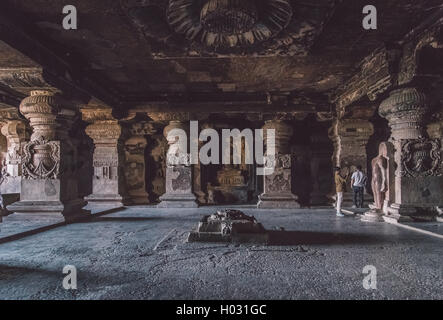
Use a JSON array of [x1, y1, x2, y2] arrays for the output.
[[188, 209, 268, 244]]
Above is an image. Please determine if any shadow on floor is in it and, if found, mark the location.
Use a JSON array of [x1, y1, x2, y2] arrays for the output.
[[0, 207, 126, 245], [0, 222, 66, 245], [89, 217, 163, 222], [266, 230, 380, 246]]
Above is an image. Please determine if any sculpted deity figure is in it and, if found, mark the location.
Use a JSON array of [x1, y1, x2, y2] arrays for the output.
[[362, 143, 390, 223], [371, 143, 388, 211]]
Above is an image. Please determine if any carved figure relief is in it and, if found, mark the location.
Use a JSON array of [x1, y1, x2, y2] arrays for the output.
[[0, 158, 9, 185], [400, 137, 441, 177], [125, 162, 145, 191], [171, 166, 192, 191], [265, 154, 291, 169], [268, 173, 290, 193]]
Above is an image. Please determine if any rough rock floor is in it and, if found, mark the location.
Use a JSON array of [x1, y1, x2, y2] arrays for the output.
[[0, 206, 441, 300]]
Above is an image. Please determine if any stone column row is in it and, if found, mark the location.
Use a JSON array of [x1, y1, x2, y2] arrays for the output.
[[377, 88, 442, 221]]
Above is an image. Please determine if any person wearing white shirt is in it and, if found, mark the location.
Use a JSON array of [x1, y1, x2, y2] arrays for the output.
[[351, 165, 366, 208]]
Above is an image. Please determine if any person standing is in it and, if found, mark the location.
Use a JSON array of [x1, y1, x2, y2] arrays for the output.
[[351, 165, 366, 208], [334, 167, 347, 217]]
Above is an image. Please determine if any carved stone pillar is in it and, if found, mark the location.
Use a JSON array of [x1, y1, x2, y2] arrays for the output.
[[82, 107, 129, 208], [328, 118, 374, 207], [0, 120, 26, 194], [379, 88, 442, 221], [257, 120, 299, 209], [123, 122, 154, 205], [158, 120, 198, 208], [7, 91, 89, 221]]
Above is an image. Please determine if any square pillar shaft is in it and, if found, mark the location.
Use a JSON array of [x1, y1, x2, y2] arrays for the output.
[[158, 120, 198, 208], [82, 108, 129, 208]]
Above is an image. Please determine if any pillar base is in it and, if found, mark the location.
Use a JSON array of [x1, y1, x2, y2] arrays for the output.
[[257, 193, 300, 209], [157, 193, 199, 208], [385, 203, 439, 222], [361, 209, 384, 222], [384, 204, 416, 223], [7, 198, 90, 222], [85, 194, 130, 208]]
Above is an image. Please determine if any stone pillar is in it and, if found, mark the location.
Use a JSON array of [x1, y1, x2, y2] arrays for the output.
[[0, 120, 26, 194], [309, 124, 333, 206], [82, 107, 129, 208], [193, 122, 208, 205], [158, 120, 198, 208], [257, 120, 300, 209], [7, 91, 89, 221], [123, 121, 153, 205], [379, 88, 442, 221], [328, 118, 374, 207]]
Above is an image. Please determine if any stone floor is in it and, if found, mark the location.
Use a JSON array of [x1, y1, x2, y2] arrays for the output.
[[0, 206, 442, 300]]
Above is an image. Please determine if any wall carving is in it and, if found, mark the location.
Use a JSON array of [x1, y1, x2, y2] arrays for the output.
[[171, 166, 192, 191], [22, 137, 60, 180], [400, 137, 441, 178]]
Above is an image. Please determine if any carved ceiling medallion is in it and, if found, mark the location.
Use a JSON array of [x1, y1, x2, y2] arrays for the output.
[[167, 0, 293, 51]]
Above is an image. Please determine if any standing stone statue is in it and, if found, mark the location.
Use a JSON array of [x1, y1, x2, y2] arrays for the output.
[[362, 143, 388, 222]]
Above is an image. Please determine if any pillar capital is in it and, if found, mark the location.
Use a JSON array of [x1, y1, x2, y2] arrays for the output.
[[0, 120, 27, 145], [19, 90, 76, 141], [379, 88, 430, 140], [329, 118, 374, 144]]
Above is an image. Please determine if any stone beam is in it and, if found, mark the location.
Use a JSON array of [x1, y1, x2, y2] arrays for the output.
[[333, 8, 443, 117], [127, 93, 332, 114], [0, 8, 120, 108]]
